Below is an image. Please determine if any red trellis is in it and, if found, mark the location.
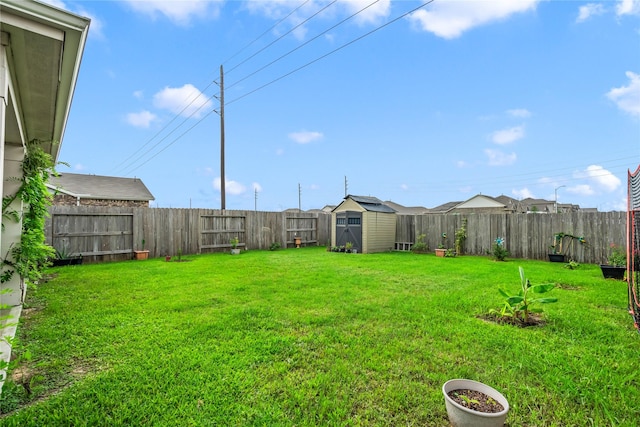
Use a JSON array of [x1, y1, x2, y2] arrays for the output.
[[628, 165, 640, 332]]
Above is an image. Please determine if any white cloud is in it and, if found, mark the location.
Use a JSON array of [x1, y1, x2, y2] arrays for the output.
[[123, 0, 222, 25], [485, 149, 516, 166], [133, 90, 144, 99], [577, 3, 605, 23], [491, 125, 524, 144], [276, 148, 285, 156], [567, 184, 595, 196], [252, 182, 262, 192], [400, 184, 409, 190], [340, 0, 392, 25], [456, 160, 469, 168], [289, 130, 323, 144], [606, 71, 640, 118], [408, 0, 539, 39], [617, 0, 640, 16], [512, 188, 534, 199], [153, 84, 213, 118], [73, 163, 87, 171], [213, 177, 246, 195], [572, 165, 621, 194], [39, 0, 67, 9], [126, 110, 158, 128], [507, 108, 531, 118]]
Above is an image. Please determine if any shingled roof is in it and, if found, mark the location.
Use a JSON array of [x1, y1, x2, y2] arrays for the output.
[[48, 173, 155, 202], [340, 195, 396, 213]]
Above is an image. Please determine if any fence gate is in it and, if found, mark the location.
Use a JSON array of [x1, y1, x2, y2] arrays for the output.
[[335, 211, 362, 251]]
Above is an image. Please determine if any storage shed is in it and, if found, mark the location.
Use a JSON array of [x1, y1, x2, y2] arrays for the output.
[[331, 195, 397, 254]]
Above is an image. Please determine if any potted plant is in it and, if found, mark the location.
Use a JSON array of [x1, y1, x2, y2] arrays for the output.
[[600, 243, 626, 280], [548, 233, 587, 262], [435, 233, 447, 257], [133, 239, 149, 260], [51, 247, 83, 267], [443, 379, 509, 427], [230, 237, 241, 255]]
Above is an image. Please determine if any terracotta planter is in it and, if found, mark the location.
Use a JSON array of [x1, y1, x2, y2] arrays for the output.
[[600, 265, 625, 280], [133, 250, 149, 260], [435, 248, 446, 257], [443, 379, 509, 427]]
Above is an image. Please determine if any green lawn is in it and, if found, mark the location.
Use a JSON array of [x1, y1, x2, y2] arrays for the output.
[[1, 247, 638, 426]]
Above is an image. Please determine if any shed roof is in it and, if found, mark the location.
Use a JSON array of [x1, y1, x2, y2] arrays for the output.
[[338, 195, 396, 213], [48, 173, 155, 201]]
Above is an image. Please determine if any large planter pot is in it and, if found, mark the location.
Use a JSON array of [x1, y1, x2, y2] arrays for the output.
[[230, 248, 241, 255], [435, 248, 446, 257], [443, 379, 509, 427], [600, 265, 625, 280], [548, 253, 565, 263], [51, 255, 83, 267], [133, 250, 149, 260]]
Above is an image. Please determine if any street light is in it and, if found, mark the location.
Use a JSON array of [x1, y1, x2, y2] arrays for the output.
[[555, 185, 566, 213]]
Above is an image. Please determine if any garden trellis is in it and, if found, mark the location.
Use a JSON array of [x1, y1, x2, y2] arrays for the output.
[[628, 165, 640, 334]]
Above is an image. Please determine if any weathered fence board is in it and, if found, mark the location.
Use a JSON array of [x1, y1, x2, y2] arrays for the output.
[[46, 207, 624, 264], [396, 212, 626, 263]]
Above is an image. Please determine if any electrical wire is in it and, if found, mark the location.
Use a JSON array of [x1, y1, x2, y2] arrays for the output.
[[117, 1, 435, 174]]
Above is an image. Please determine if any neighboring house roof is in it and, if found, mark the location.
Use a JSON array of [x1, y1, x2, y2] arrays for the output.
[[453, 194, 508, 210], [48, 173, 155, 201], [383, 200, 429, 215], [333, 195, 396, 213], [429, 201, 461, 213]]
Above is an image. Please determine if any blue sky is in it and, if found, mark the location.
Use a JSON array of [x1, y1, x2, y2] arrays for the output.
[[45, 0, 639, 211]]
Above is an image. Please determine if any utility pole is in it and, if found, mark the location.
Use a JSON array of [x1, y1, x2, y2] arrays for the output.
[[298, 183, 302, 212], [344, 176, 348, 197], [219, 65, 226, 210], [254, 188, 258, 211]]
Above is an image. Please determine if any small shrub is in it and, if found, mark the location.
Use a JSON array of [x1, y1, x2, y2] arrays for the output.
[[269, 242, 281, 251], [491, 237, 509, 261], [411, 234, 428, 253]]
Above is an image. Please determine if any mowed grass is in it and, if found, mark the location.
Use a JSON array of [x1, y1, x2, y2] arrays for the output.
[[1, 247, 638, 426]]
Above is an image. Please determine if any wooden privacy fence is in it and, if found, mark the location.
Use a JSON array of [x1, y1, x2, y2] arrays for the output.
[[45, 206, 331, 263], [395, 212, 627, 264], [45, 207, 626, 264]]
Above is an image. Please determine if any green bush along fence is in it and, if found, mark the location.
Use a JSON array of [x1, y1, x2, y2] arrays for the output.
[[45, 206, 625, 264]]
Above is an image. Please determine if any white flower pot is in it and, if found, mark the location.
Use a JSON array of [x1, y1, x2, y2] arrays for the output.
[[443, 379, 509, 427]]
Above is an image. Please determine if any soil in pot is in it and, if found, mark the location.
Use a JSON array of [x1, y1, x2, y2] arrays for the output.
[[447, 389, 505, 414]]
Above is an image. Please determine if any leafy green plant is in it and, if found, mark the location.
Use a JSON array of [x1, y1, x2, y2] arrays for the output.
[[490, 266, 557, 323], [444, 248, 456, 257], [2, 140, 59, 287], [411, 234, 428, 253], [439, 233, 447, 249], [269, 242, 281, 251], [564, 260, 580, 270], [491, 237, 509, 261], [454, 218, 467, 255], [230, 237, 239, 249], [607, 243, 626, 267]]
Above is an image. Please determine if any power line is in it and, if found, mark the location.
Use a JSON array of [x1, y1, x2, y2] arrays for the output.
[[226, 0, 382, 93], [116, 1, 435, 175], [225, 0, 338, 75], [227, 0, 435, 106]]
